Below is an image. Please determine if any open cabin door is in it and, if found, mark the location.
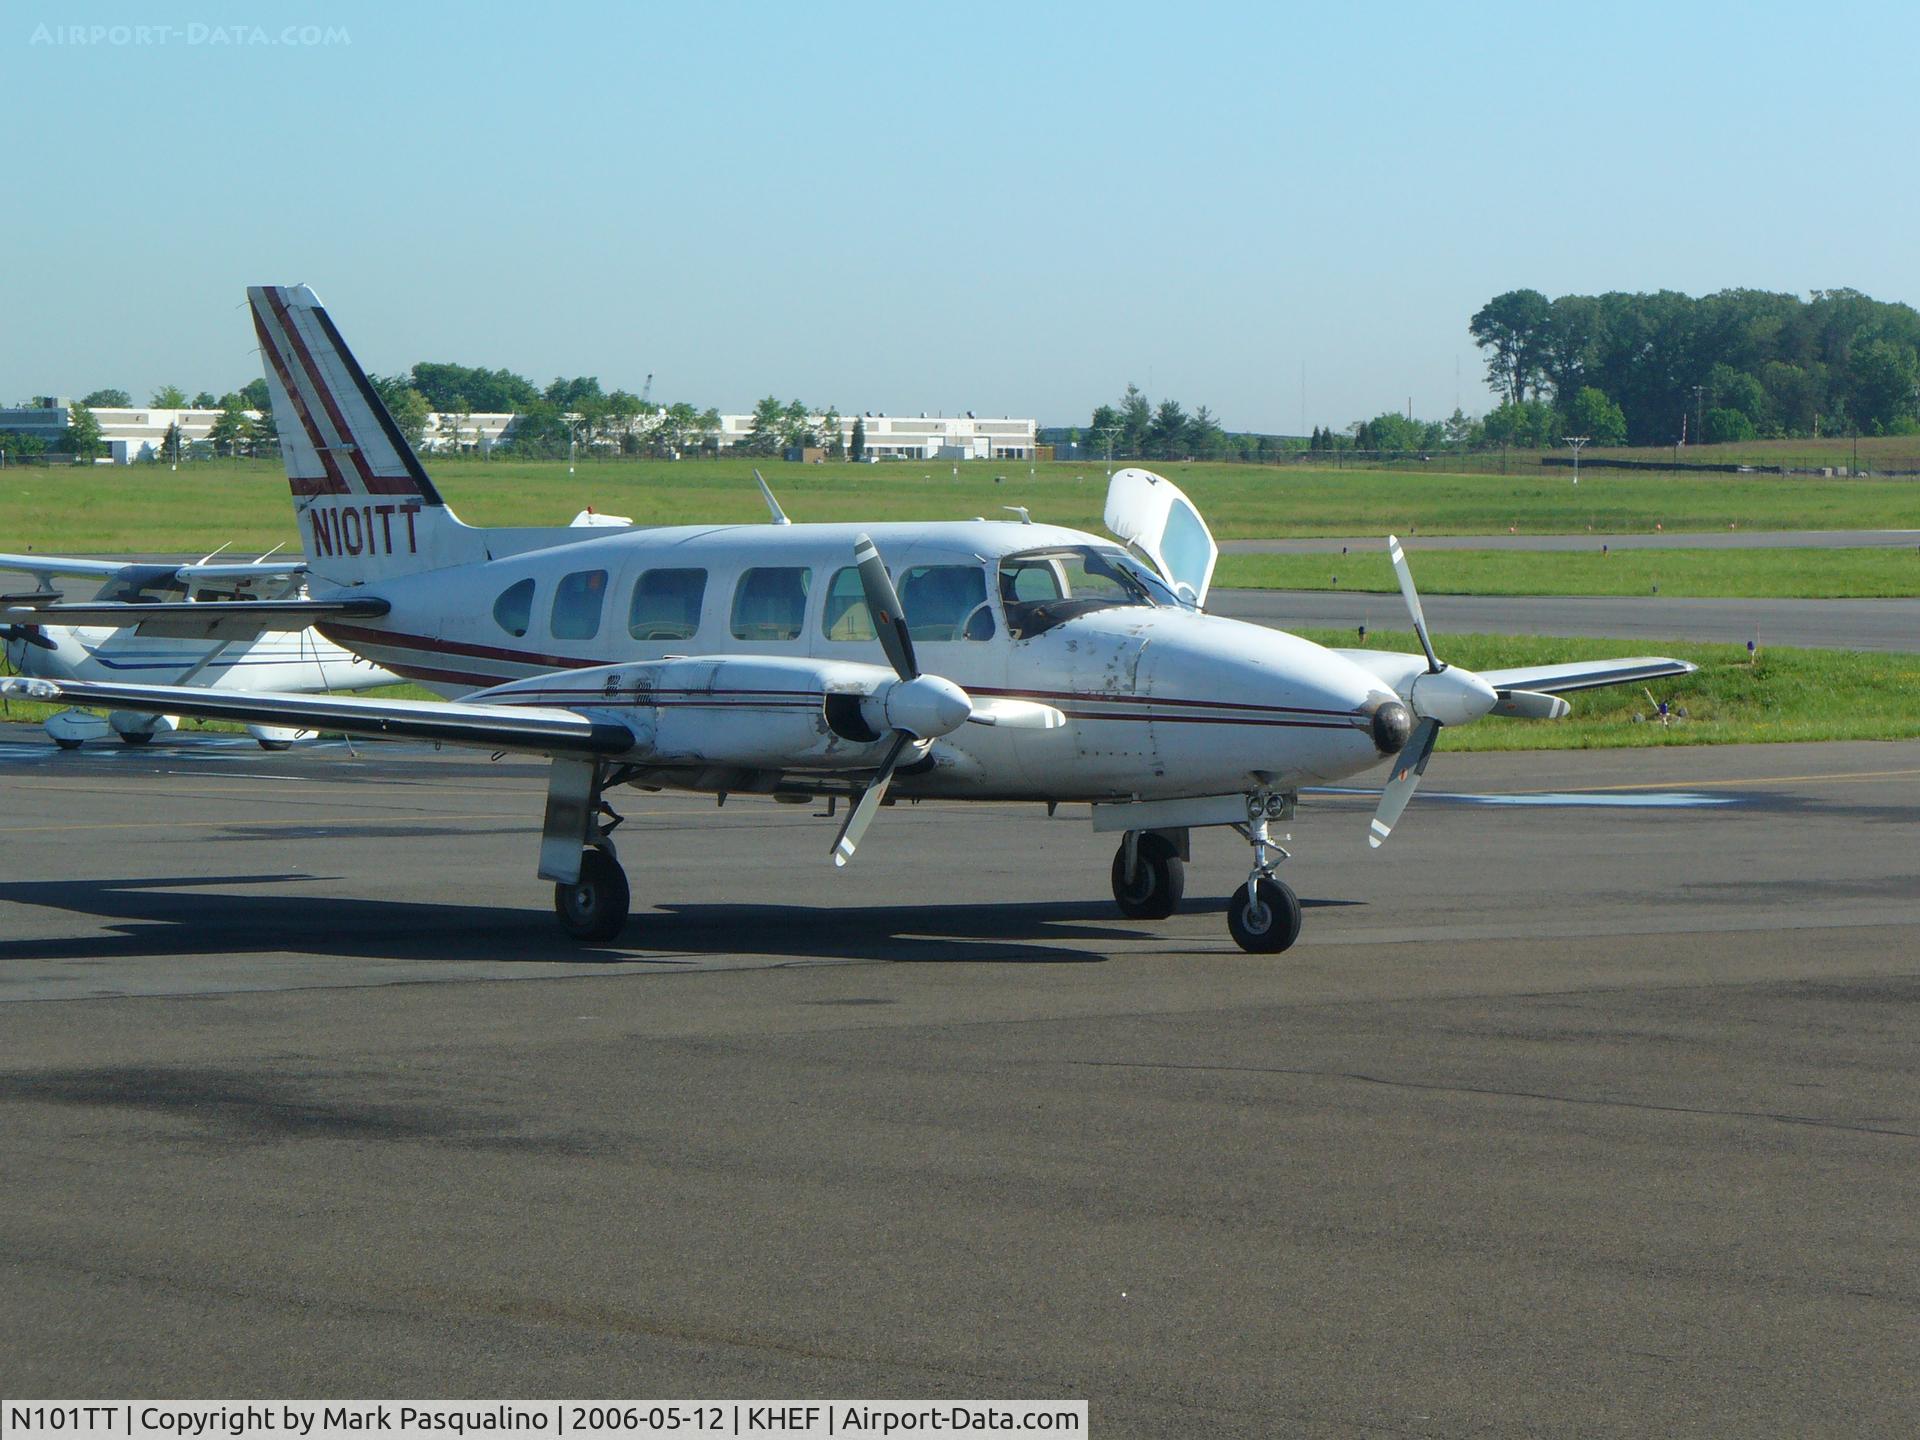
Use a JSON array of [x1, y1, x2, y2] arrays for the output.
[[1102, 467, 1218, 609]]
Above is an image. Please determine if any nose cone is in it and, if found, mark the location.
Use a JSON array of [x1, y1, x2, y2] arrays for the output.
[[1370, 699, 1413, 754]]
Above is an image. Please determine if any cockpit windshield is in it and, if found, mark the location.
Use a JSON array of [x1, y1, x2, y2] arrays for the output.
[[998, 545, 1174, 638]]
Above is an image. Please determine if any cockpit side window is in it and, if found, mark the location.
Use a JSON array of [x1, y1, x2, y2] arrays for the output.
[[493, 578, 535, 638], [898, 565, 991, 642], [998, 546, 1166, 639]]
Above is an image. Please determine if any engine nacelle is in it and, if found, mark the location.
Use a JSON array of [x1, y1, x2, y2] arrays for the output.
[[478, 655, 907, 770]]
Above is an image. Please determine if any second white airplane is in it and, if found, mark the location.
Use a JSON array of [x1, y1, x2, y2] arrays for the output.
[[2, 286, 1694, 952]]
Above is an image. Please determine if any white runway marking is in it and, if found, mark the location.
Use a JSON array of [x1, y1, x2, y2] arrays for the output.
[[1310, 786, 1740, 809]]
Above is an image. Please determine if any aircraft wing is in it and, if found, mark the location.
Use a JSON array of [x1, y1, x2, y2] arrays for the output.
[[0, 596, 387, 639], [1473, 656, 1698, 695], [0, 675, 634, 758]]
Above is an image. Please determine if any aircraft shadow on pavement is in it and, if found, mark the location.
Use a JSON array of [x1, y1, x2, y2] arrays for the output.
[[0, 875, 1368, 968]]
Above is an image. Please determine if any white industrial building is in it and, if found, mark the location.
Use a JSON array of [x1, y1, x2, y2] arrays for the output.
[[4, 397, 1037, 464], [0, 399, 232, 463], [711, 412, 1036, 459]]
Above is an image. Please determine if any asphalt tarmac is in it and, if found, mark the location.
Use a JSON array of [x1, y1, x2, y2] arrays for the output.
[[2, 730, 1917, 1436]]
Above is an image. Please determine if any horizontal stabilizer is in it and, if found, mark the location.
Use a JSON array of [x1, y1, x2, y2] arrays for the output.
[[0, 596, 388, 640], [0, 676, 634, 758], [1475, 657, 1697, 695]]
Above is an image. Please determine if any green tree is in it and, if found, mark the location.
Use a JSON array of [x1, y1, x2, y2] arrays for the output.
[[151, 384, 189, 408], [81, 388, 131, 407], [409, 363, 539, 413], [207, 393, 255, 456], [1118, 385, 1152, 457], [850, 415, 867, 461], [1847, 337, 1920, 433], [1702, 407, 1757, 444], [1469, 289, 1552, 406], [822, 408, 844, 458], [1483, 399, 1558, 448], [370, 373, 432, 449], [1564, 387, 1627, 446], [743, 395, 786, 456], [1146, 398, 1188, 459], [780, 399, 815, 450], [191, 390, 218, 409], [1187, 405, 1226, 459], [62, 402, 104, 459]]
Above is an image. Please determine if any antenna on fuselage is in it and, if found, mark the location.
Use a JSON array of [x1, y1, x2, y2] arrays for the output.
[[752, 469, 792, 526]]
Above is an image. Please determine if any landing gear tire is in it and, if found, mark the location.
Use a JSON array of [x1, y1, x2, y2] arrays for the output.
[[53, 737, 83, 751], [554, 847, 630, 943], [256, 739, 293, 752], [1228, 877, 1302, 954], [1111, 833, 1185, 920], [118, 730, 153, 746]]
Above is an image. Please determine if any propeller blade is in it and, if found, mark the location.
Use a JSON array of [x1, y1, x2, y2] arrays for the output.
[[854, 533, 917, 682], [832, 730, 917, 868], [0, 625, 55, 651], [1368, 717, 1440, 849], [1387, 535, 1442, 673], [1492, 688, 1572, 720], [964, 697, 1066, 730]]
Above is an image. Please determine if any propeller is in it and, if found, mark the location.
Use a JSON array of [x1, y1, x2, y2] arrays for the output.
[[831, 535, 1063, 868], [0, 623, 55, 651], [1368, 536, 1496, 848], [1368, 716, 1439, 849]]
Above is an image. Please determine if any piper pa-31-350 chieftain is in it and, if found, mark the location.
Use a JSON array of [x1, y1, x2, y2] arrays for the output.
[[1, 551, 400, 748], [1, 286, 1694, 952]]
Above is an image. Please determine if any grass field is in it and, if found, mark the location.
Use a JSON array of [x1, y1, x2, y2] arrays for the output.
[[4, 639, 1914, 754], [5, 455, 1920, 553], [1291, 631, 1920, 752], [1218, 547, 1920, 598]]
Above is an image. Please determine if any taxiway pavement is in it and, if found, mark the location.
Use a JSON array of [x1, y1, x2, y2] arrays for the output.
[[2, 732, 1917, 1435]]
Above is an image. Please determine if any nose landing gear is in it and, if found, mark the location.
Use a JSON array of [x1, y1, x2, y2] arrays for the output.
[[1228, 791, 1301, 953]]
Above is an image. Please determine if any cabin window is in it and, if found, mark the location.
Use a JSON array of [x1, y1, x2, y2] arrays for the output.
[[898, 564, 992, 641], [628, 568, 706, 640], [821, 566, 876, 641], [493, 578, 535, 638], [551, 569, 608, 640], [730, 566, 811, 641]]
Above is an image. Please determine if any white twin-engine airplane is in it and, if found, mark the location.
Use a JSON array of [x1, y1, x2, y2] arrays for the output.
[[0, 552, 401, 749], [2, 286, 1693, 952]]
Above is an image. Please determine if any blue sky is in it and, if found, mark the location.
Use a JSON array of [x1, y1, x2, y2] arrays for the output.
[[7, 0, 1915, 431]]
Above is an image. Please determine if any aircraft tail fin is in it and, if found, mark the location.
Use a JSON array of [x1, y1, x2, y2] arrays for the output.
[[248, 284, 486, 586]]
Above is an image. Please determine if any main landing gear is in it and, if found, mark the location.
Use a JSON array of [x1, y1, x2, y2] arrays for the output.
[[1110, 831, 1185, 919], [1106, 789, 1303, 954], [554, 842, 630, 942], [549, 767, 632, 943]]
